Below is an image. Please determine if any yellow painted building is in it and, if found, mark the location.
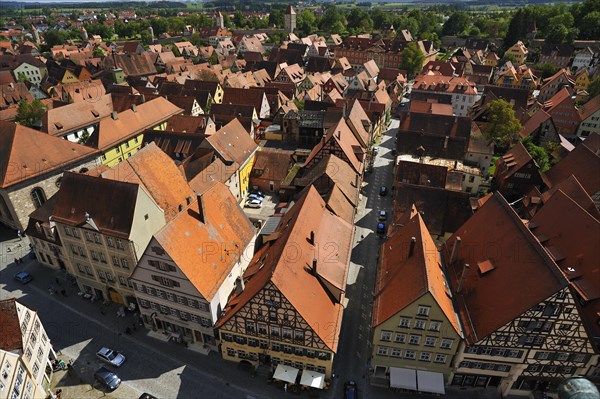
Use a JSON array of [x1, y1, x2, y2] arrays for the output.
[[505, 41, 528, 65], [371, 212, 462, 392], [90, 97, 183, 167], [574, 68, 590, 92]]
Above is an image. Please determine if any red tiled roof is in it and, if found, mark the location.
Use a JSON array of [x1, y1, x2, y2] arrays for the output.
[[443, 193, 567, 343], [151, 181, 255, 301], [216, 186, 354, 352], [373, 212, 461, 336], [205, 118, 257, 166], [0, 299, 23, 352], [0, 121, 99, 188]]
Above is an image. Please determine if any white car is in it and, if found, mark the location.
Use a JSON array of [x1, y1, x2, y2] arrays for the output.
[[96, 347, 126, 367], [244, 199, 262, 209]]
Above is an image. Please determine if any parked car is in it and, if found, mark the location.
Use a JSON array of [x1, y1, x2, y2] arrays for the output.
[[250, 189, 264, 197], [94, 367, 121, 391], [377, 222, 386, 235], [378, 210, 387, 221], [344, 380, 357, 399], [14, 271, 32, 284], [139, 394, 159, 399], [379, 186, 388, 196], [96, 347, 126, 367], [244, 199, 262, 209], [247, 193, 264, 202]]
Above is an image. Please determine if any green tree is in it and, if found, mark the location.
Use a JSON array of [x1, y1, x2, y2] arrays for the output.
[[43, 29, 69, 48], [522, 136, 550, 172], [545, 24, 568, 44], [297, 9, 317, 34], [319, 6, 342, 31], [150, 17, 169, 36], [168, 16, 185, 34], [269, 9, 284, 28], [399, 42, 425, 78], [499, 53, 518, 65], [15, 99, 47, 128], [93, 47, 106, 57], [482, 99, 522, 150], [330, 21, 347, 35], [442, 12, 470, 36], [587, 77, 600, 99], [233, 11, 246, 28], [534, 63, 560, 78]]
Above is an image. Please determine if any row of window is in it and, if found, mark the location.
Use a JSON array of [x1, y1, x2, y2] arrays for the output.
[[533, 351, 590, 363], [221, 332, 331, 361], [133, 282, 210, 312], [138, 299, 212, 327], [398, 317, 441, 331], [459, 361, 512, 373], [63, 226, 125, 250], [465, 346, 524, 358], [224, 348, 328, 374], [376, 346, 448, 363], [245, 322, 305, 343], [76, 263, 130, 288], [379, 331, 454, 349], [526, 364, 575, 374]]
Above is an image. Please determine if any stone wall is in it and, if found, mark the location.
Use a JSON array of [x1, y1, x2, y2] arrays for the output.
[[3, 156, 101, 231]]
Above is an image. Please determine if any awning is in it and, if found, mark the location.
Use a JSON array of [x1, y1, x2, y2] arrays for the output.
[[417, 370, 445, 395], [300, 370, 325, 389], [273, 364, 299, 384], [389, 367, 417, 390]]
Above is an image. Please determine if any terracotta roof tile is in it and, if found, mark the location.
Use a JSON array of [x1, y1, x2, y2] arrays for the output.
[[101, 143, 194, 222], [89, 97, 182, 150], [443, 193, 567, 343], [42, 94, 114, 136], [152, 181, 254, 301], [373, 212, 461, 335], [205, 118, 257, 166], [216, 186, 354, 352], [0, 299, 22, 352], [0, 121, 99, 188]]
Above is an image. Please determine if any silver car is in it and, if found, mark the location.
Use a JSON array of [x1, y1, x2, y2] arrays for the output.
[[96, 347, 126, 367]]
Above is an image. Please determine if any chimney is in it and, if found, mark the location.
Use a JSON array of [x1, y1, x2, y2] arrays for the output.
[[111, 111, 118, 120], [186, 196, 193, 205], [409, 237, 416, 257], [131, 104, 137, 112], [336, 130, 341, 139], [312, 258, 317, 275], [308, 230, 315, 245], [235, 276, 245, 295], [457, 263, 470, 293], [449, 237, 461, 264], [85, 212, 90, 220], [443, 136, 449, 149]]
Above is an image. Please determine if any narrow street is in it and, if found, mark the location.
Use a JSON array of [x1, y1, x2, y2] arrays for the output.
[[330, 119, 398, 398]]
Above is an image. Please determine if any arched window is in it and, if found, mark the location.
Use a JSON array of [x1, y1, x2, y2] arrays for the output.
[[31, 187, 46, 209]]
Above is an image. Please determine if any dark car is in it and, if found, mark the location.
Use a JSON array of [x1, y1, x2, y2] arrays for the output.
[[377, 222, 386, 235], [378, 210, 387, 221], [14, 271, 33, 284], [139, 394, 158, 399], [379, 186, 388, 196], [344, 380, 357, 399], [94, 367, 121, 391]]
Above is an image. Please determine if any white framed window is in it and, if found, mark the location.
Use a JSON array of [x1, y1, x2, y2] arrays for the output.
[[391, 348, 402, 357], [399, 317, 410, 328], [380, 331, 392, 341], [395, 333, 406, 343], [429, 321, 441, 331], [377, 346, 389, 356], [409, 335, 421, 345], [417, 306, 430, 316], [404, 350, 416, 360], [425, 336, 437, 347], [414, 320, 426, 329], [440, 339, 454, 349], [419, 352, 432, 362], [434, 354, 447, 363]]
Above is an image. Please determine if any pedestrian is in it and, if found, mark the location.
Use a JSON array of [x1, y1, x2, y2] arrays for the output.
[[17, 230, 22, 241]]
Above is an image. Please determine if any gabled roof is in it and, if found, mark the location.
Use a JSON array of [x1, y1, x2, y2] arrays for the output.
[[204, 118, 257, 166], [0, 121, 99, 188], [51, 172, 141, 238], [540, 175, 600, 220], [346, 99, 371, 146], [519, 109, 552, 139], [373, 212, 461, 336], [152, 181, 254, 302], [216, 186, 353, 352], [579, 95, 600, 121], [443, 193, 567, 343], [87, 96, 182, 150], [497, 142, 535, 179], [250, 149, 293, 182], [0, 299, 23, 352], [42, 94, 114, 136], [101, 143, 194, 222], [544, 134, 600, 197], [530, 189, 600, 302]]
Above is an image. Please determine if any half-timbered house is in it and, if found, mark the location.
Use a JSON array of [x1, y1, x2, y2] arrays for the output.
[[215, 186, 354, 380]]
